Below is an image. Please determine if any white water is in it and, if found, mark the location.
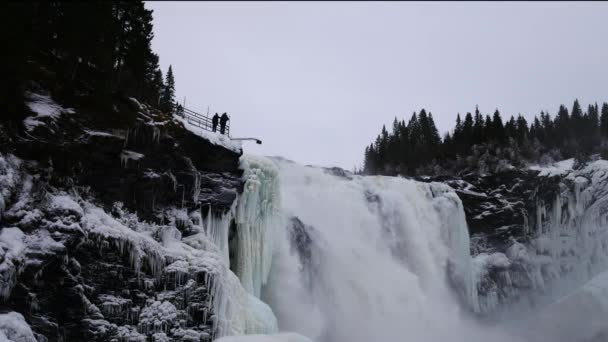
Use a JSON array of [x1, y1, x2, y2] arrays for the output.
[[254, 157, 514, 342]]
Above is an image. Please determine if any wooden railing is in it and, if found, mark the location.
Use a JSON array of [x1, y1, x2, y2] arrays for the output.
[[174, 105, 230, 136]]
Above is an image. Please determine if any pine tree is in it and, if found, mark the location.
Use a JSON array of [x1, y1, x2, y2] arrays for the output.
[[427, 113, 441, 147], [587, 103, 600, 147], [362, 100, 607, 177], [505, 116, 517, 141], [160, 65, 176, 113], [571, 99, 584, 139], [515, 115, 529, 145], [151, 69, 164, 106], [7, 1, 175, 109], [601, 103, 608, 138], [491, 109, 505, 143], [462, 113, 474, 148], [555, 105, 570, 146], [473, 106, 484, 145]]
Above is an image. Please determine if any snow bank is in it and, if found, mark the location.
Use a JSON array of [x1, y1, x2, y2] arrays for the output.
[[0, 312, 37, 342], [174, 116, 242, 153]]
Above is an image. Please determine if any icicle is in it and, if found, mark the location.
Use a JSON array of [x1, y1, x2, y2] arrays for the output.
[[233, 155, 281, 298], [193, 171, 201, 203]]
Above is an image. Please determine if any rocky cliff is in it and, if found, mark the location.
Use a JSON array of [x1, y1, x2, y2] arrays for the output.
[[0, 90, 245, 341]]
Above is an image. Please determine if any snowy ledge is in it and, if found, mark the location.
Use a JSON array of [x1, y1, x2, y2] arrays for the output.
[[529, 158, 608, 178], [174, 116, 242, 153], [528, 158, 575, 177], [23, 92, 75, 131]]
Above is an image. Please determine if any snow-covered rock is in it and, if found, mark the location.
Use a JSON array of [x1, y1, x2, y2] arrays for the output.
[[0, 312, 37, 342], [23, 92, 74, 132]]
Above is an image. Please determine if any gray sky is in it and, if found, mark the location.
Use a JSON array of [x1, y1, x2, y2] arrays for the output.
[[147, 1, 608, 170]]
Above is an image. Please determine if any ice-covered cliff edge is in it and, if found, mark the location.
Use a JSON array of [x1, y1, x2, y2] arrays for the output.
[[0, 151, 284, 341], [444, 159, 608, 319]]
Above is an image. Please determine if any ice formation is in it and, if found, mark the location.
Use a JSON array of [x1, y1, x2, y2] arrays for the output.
[[120, 150, 145, 168], [233, 155, 281, 298], [474, 160, 608, 318]]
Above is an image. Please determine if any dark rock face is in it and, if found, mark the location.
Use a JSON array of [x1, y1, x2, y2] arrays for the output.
[[321, 167, 353, 180], [287, 217, 317, 291], [0, 93, 244, 341], [12, 95, 243, 223], [423, 171, 561, 252]]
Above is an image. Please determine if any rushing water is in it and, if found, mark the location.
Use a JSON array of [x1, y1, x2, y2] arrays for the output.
[[217, 156, 608, 342], [235, 157, 511, 342]]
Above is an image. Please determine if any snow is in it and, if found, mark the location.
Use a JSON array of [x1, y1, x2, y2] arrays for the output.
[[174, 115, 242, 153], [0, 154, 22, 219], [83, 129, 115, 137], [116, 325, 146, 342], [0, 228, 27, 300], [137, 301, 178, 335], [451, 180, 488, 198], [216, 333, 313, 342], [23, 92, 74, 131], [121, 150, 145, 167], [129, 97, 145, 111], [80, 202, 165, 277], [529, 158, 574, 177], [46, 194, 84, 216], [143, 170, 161, 179], [0, 312, 37, 342]]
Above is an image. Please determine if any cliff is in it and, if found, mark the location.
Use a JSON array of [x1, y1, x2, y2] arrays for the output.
[[0, 89, 245, 341]]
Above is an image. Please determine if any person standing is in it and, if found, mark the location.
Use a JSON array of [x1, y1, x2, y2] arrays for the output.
[[212, 113, 219, 132], [220, 112, 229, 135]]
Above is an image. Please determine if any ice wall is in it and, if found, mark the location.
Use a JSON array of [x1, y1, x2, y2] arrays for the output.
[[233, 155, 281, 298], [206, 155, 281, 338]]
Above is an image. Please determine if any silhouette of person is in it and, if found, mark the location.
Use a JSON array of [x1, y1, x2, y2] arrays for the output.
[[212, 113, 219, 132], [220, 112, 229, 135]]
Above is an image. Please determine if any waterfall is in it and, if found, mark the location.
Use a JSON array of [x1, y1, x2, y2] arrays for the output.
[[216, 156, 608, 342], [250, 158, 511, 342]]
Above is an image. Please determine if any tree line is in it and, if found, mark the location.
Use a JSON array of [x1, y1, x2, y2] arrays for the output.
[[363, 101, 608, 176], [3, 1, 176, 118]]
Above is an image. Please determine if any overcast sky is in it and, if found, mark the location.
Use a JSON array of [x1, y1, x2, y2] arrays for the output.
[[147, 1, 608, 170]]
